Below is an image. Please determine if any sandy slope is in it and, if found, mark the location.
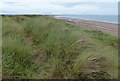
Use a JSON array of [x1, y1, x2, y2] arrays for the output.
[[57, 17, 118, 36]]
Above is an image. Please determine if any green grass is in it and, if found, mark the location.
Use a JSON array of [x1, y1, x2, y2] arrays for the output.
[[2, 15, 118, 79]]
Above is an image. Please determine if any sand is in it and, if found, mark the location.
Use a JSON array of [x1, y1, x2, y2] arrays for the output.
[[57, 17, 118, 36]]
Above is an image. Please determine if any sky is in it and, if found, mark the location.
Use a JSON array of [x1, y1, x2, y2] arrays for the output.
[[0, 0, 119, 15]]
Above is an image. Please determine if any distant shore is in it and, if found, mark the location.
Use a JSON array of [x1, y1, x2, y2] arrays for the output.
[[56, 17, 118, 36]]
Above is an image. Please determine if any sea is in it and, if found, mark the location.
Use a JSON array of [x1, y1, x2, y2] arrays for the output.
[[55, 15, 118, 24]]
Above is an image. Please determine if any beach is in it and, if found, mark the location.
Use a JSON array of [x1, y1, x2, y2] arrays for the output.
[[57, 17, 118, 36]]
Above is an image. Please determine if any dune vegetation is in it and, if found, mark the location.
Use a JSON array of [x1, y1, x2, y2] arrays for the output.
[[2, 15, 118, 79]]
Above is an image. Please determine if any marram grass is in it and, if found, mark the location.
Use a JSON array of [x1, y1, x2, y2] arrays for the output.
[[2, 15, 118, 79]]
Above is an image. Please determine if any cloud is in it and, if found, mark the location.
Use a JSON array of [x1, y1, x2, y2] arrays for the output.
[[1, 0, 119, 2], [2, 2, 18, 5], [0, 0, 118, 15], [73, 5, 99, 10]]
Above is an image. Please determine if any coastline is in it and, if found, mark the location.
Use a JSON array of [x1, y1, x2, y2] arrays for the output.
[[56, 17, 118, 36]]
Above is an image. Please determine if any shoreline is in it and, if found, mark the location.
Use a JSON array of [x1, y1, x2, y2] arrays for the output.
[[55, 16, 118, 24], [56, 17, 118, 36]]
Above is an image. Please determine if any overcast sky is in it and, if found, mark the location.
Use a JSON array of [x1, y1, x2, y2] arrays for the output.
[[0, 0, 119, 15]]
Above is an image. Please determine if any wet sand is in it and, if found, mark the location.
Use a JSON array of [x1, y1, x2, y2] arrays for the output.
[[57, 17, 118, 36]]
